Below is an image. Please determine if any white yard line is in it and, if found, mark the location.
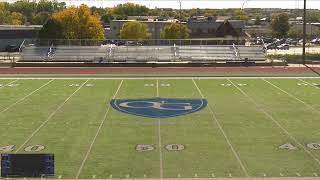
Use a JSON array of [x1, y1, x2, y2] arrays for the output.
[[156, 79, 159, 97], [227, 79, 320, 167], [298, 78, 320, 89], [192, 79, 249, 177], [75, 80, 123, 179], [15, 79, 89, 153], [156, 79, 164, 178], [262, 79, 319, 113], [0, 79, 54, 114], [0, 79, 18, 89]]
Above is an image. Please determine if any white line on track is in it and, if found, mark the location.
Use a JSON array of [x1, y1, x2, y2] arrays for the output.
[[0, 79, 54, 114], [298, 78, 320, 89], [192, 79, 249, 177], [227, 79, 320, 167], [0, 79, 18, 89], [15, 79, 89, 153], [75, 80, 123, 179], [156, 79, 164, 179], [262, 78, 319, 113]]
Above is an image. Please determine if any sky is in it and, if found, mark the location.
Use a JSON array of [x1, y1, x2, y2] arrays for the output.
[[60, 0, 320, 9]]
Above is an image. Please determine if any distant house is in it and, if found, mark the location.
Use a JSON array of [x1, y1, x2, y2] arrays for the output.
[[288, 17, 303, 25], [291, 23, 320, 37], [0, 25, 43, 52], [187, 16, 245, 38]]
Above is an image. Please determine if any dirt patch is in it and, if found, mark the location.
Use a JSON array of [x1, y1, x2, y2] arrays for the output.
[[0, 66, 319, 75]]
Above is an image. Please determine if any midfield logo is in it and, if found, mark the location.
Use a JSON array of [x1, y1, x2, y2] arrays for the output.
[[111, 97, 207, 118]]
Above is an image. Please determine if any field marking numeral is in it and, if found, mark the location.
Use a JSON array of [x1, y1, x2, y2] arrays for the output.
[[279, 143, 297, 150], [237, 83, 247, 86], [297, 83, 309, 86], [221, 83, 247, 87], [144, 84, 154, 87], [0, 145, 15, 152], [307, 143, 320, 150], [221, 83, 232, 87], [165, 144, 185, 151], [7, 84, 19, 87], [160, 84, 170, 87], [85, 84, 94, 87], [24, 145, 45, 152], [67, 84, 80, 87], [136, 144, 155, 152]]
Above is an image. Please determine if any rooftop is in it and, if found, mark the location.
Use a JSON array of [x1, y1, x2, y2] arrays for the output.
[[0, 25, 43, 31]]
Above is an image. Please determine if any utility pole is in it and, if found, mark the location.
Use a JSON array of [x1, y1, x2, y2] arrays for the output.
[[302, 0, 307, 64], [179, 0, 182, 41]]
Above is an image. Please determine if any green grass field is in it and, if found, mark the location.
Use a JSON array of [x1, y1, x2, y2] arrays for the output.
[[1, 77, 320, 179]]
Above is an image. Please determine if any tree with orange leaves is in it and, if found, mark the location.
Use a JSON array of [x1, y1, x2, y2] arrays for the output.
[[41, 4, 104, 39]]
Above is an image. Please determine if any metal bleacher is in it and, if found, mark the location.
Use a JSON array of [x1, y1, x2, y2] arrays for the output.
[[19, 45, 266, 63]]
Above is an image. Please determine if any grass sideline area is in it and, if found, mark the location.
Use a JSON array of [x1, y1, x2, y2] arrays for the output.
[[0, 72, 319, 77], [1, 77, 320, 178]]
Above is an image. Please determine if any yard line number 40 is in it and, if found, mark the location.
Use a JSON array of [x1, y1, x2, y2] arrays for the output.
[[0, 145, 45, 152]]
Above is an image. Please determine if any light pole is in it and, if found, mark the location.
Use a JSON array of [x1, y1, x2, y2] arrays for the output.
[[179, 0, 182, 42]]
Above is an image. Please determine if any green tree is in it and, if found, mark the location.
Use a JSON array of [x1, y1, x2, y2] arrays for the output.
[[39, 18, 63, 39], [160, 23, 190, 39], [31, 12, 50, 24], [0, 2, 10, 24], [288, 27, 302, 38], [254, 16, 261, 25], [111, 3, 149, 16], [270, 13, 290, 38], [120, 21, 149, 40], [9, 12, 26, 25]]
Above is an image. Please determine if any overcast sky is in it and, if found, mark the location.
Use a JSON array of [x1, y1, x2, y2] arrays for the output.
[[59, 0, 320, 9]]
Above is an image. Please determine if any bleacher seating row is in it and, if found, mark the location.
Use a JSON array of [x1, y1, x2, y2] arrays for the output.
[[19, 45, 266, 62]]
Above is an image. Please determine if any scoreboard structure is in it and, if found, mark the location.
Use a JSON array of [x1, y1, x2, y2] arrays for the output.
[[1, 154, 54, 178]]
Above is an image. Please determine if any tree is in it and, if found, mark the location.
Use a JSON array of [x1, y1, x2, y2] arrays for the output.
[[120, 21, 149, 40], [270, 13, 290, 38], [288, 27, 302, 38], [160, 23, 190, 39], [31, 12, 50, 24], [0, 2, 10, 24], [50, 4, 104, 39], [9, 12, 25, 25], [110, 3, 149, 16], [254, 16, 261, 25], [39, 18, 63, 39]]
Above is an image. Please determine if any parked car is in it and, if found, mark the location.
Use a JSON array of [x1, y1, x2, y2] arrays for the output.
[[311, 38, 320, 44], [125, 41, 143, 46], [265, 43, 277, 50], [5, 45, 19, 52], [277, 43, 290, 50]]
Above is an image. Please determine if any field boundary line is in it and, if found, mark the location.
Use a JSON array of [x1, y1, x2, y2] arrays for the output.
[[192, 79, 249, 177], [262, 79, 319, 113], [1, 76, 320, 80], [156, 79, 164, 178], [15, 79, 89, 153], [298, 78, 320, 89], [228, 79, 320, 167], [0, 79, 18, 89], [0, 79, 54, 114], [75, 80, 123, 179]]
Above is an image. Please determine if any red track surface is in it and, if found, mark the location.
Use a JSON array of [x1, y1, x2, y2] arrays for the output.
[[0, 66, 319, 75]]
